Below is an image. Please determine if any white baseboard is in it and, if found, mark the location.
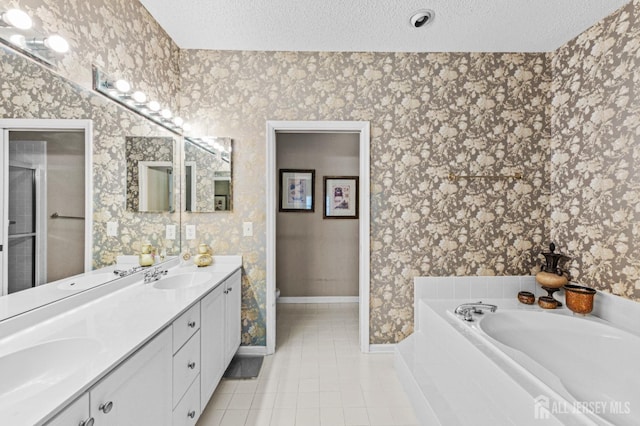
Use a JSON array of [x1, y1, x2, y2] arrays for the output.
[[368, 344, 396, 353], [277, 296, 359, 304], [236, 346, 268, 356]]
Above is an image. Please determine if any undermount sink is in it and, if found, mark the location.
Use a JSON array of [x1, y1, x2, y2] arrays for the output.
[[152, 272, 214, 290], [57, 272, 116, 291], [0, 338, 101, 404]]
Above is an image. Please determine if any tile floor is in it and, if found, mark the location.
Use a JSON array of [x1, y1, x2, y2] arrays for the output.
[[197, 303, 419, 426]]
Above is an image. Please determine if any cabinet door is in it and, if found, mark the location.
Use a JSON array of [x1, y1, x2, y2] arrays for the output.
[[45, 393, 90, 426], [90, 327, 172, 426], [224, 270, 242, 365], [200, 284, 225, 410]]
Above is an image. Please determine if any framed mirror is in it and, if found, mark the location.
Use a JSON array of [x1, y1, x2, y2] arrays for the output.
[[184, 137, 232, 212], [126, 136, 176, 212]]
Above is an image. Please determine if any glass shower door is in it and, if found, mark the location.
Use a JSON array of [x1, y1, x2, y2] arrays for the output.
[[7, 165, 37, 293]]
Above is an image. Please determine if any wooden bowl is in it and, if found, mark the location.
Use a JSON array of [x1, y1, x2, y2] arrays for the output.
[[564, 284, 596, 315], [517, 291, 535, 305], [538, 296, 558, 309]]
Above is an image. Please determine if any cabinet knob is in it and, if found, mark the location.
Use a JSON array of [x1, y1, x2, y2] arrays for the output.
[[227, 287, 232, 292], [188, 320, 196, 328], [99, 401, 114, 414], [79, 418, 95, 426], [188, 410, 196, 419], [223, 290, 229, 294], [188, 361, 196, 369]]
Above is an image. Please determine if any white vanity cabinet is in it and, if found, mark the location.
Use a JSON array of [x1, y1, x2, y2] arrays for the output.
[[224, 270, 242, 365], [46, 327, 172, 426], [201, 269, 241, 410], [90, 327, 173, 425]]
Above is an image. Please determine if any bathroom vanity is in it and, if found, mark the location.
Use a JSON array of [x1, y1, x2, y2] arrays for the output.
[[0, 256, 242, 425]]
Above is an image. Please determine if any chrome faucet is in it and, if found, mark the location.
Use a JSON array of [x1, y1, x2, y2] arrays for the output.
[[144, 267, 168, 284], [113, 265, 143, 278], [454, 302, 497, 322]]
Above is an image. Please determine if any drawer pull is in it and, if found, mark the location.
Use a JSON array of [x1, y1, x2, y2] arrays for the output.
[[188, 320, 196, 328], [99, 401, 113, 414], [79, 418, 95, 426], [188, 361, 196, 369], [188, 410, 196, 419]]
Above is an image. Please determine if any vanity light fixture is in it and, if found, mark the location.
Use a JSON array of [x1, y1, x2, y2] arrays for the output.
[[0, 8, 71, 66], [1, 9, 33, 30], [92, 66, 190, 135]]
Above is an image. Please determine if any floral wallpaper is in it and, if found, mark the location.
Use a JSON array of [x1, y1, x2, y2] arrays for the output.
[[0, 45, 180, 268], [179, 50, 552, 344], [125, 136, 175, 212], [550, 0, 640, 300]]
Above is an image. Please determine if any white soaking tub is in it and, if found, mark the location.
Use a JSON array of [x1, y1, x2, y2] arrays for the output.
[[457, 309, 639, 426]]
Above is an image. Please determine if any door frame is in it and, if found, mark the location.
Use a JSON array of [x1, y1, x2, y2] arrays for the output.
[[266, 120, 371, 354], [0, 119, 93, 296]]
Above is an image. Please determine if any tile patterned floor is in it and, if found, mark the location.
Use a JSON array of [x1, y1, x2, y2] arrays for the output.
[[197, 303, 419, 426]]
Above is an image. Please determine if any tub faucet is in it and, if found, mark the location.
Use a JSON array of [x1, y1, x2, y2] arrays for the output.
[[454, 302, 497, 322]]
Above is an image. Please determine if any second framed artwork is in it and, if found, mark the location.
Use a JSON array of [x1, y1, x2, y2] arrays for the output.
[[324, 176, 359, 219]]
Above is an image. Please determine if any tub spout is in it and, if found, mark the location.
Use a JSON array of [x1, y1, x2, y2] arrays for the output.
[[454, 302, 497, 321]]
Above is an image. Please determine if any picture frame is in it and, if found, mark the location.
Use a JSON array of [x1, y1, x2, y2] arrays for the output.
[[279, 169, 315, 212], [324, 176, 359, 219], [214, 195, 227, 211]]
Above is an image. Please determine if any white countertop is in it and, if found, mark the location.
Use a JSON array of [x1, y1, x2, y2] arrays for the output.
[[0, 255, 242, 425]]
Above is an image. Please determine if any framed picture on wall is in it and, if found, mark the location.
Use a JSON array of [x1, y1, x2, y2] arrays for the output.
[[324, 176, 359, 219], [214, 195, 227, 211], [279, 169, 315, 212]]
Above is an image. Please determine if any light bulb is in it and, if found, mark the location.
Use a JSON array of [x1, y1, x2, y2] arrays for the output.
[[161, 109, 172, 119], [132, 91, 146, 103], [147, 101, 160, 112], [114, 79, 130, 93], [44, 34, 69, 53], [9, 34, 26, 48], [2, 9, 32, 30], [173, 117, 184, 127]]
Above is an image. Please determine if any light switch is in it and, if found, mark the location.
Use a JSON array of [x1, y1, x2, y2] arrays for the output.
[[107, 221, 118, 237], [243, 222, 253, 237], [166, 225, 176, 240], [186, 225, 196, 240]]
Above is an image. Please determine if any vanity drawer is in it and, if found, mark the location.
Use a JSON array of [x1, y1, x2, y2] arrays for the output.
[[173, 330, 201, 406], [173, 375, 201, 426], [173, 303, 201, 353]]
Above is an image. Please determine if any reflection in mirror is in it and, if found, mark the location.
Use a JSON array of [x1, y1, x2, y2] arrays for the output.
[[126, 136, 176, 212], [184, 137, 232, 212], [1, 126, 92, 295]]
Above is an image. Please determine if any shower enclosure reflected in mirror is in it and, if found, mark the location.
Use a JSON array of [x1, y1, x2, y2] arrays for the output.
[[126, 136, 176, 212], [184, 137, 232, 212], [0, 124, 92, 295]]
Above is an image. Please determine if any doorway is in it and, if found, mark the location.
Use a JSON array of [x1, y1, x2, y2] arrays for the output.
[[266, 121, 370, 354], [0, 119, 92, 296]]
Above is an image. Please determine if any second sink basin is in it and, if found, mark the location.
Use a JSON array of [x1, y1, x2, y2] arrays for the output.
[[0, 338, 101, 405], [152, 272, 214, 290]]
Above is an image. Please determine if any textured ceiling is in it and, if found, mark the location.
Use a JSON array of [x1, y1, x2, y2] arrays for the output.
[[138, 0, 629, 53]]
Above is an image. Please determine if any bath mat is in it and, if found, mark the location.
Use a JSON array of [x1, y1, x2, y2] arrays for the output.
[[223, 355, 264, 379]]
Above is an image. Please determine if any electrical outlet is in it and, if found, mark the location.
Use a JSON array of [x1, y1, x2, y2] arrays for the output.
[[166, 224, 176, 240], [185, 225, 196, 240], [107, 221, 118, 237], [243, 222, 253, 237]]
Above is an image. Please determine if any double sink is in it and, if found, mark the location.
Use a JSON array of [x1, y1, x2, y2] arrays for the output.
[[0, 262, 232, 412]]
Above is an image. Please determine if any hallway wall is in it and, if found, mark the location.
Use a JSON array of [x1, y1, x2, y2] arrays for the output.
[[276, 133, 359, 298]]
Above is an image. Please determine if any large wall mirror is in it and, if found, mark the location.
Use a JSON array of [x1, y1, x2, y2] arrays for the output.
[[126, 136, 176, 213], [184, 137, 233, 212]]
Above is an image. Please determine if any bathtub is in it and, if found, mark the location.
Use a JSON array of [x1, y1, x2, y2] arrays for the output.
[[453, 309, 640, 426]]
